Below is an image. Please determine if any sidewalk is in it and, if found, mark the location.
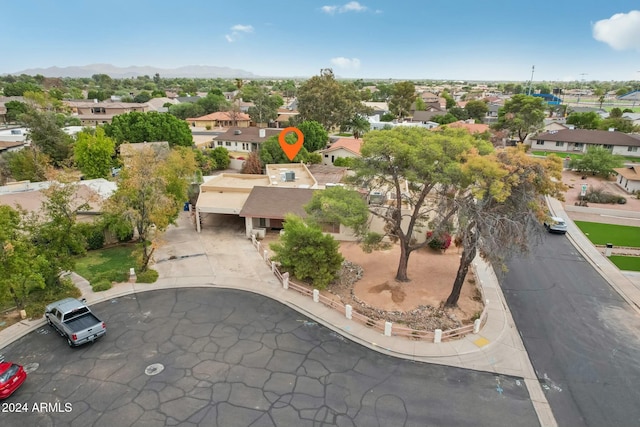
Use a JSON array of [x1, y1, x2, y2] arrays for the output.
[[0, 212, 557, 427]]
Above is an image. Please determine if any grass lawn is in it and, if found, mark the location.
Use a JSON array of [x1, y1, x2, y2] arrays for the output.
[[574, 221, 640, 247], [74, 244, 140, 284], [608, 256, 640, 272]]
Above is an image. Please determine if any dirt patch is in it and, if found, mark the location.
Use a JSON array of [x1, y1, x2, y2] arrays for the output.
[[369, 281, 406, 304], [0, 310, 22, 330], [561, 170, 640, 212], [322, 242, 484, 331]]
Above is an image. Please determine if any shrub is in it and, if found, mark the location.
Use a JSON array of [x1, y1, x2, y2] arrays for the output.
[[584, 187, 625, 204], [136, 269, 159, 283], [92, 280, 112, 292], [77, 222, 106, 250], [205, 125, 211, 130], [427, 231, 452, 252]]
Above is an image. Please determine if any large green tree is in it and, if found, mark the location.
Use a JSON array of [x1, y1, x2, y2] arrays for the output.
[[569, 146, 624, 176], [305, 186, 369, 236], [350, 127, 493, 282], [464, 100, 489, 122], [566, 111, 602, 129], [74, 127, 116, 179], [169, 103, 205, 120], [296, 72, 371, 130], [494, 94, 546, 143], [259, 136, 309, 164], [4, 100, 29, 122], [444, 148, 565, 306], [388, 81, 416, 119], [105, 146, 196, 269], [21, 109, 73, 166], [3, 148, 50, 182], [104, 111, 193, 147], [270, 214, 343, 289], [0, 206, 48, 310], [297, 120, 328, 152], [247, 88, 283, 125]]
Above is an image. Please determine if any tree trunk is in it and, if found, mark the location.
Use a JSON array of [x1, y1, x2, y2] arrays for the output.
[[445, 245, 476, 307], [395, 241, 410, 282]]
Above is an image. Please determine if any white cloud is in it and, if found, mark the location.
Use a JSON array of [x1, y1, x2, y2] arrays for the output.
[[341, 1, 367, 12], [231, 24, 254, 33], [321, 2, 370, 14], [330, 57, 361, 70], [592, 10, 640, 50], [225, 24, 254, 43]]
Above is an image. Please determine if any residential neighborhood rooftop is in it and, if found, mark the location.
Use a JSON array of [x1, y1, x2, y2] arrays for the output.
[[239, 187, 315, 219], [534, 128, 640, 146]]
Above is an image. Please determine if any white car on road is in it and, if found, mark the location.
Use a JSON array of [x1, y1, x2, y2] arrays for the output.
[[544, 216, 568, 234]]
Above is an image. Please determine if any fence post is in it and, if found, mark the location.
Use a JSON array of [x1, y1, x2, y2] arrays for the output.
[[473, 318, 481, 334], [384, 321, 392, 337], [345, 304, 352, 320], [434, 329, 442, 343], [129, 268, 136, 283], [271, 261, 276, 273], [282, 272, 289, 289], [263, 249, 268, 261], [256, 241, 261, 253], [251, 234, 256, 245], [313, 289, 319, 303]]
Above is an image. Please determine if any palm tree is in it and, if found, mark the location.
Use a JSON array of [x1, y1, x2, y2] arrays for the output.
[[348, 115, 370, 139]]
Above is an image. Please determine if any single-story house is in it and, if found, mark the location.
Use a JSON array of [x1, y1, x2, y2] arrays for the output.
[[0, 140, 25, 153], [0, 178, 116, 222], [532, 128, 640, 157], [320, 138, 362, 166], [613, 165, 640, 193], [239, 186, 315, 237], [186, 111, 251, 129], [212, 127, 280, 153], [194, 163, 319, 233], [434, 120, 489, 134], [410, 110, 444, 124]]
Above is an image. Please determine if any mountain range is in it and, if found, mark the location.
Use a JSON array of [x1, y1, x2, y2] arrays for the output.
[[7, 64, 259, 79]]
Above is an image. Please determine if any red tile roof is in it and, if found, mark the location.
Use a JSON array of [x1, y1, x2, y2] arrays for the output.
[[436, 120, 489, 134], [187, 111, 250, 121], [323, 138, 362, 155]]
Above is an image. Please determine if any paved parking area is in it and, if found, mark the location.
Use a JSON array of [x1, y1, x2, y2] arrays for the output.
[[1, 288, 539, 426]]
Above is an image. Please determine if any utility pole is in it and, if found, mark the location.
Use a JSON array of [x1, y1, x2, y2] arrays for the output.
[[577, 73, 587, 103], [527, 65, 535, 95]]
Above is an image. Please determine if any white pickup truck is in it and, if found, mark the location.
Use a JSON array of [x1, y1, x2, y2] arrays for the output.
[[45, 298, 106, 347]]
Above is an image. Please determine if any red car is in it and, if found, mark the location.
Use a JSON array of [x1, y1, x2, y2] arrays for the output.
[[0, 362, 27, 399]]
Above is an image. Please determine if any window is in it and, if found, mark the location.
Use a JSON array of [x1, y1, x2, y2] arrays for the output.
[[627, 146, 638, 152], [536, 141, 544, 145], [217, 141, 222, 146], [259, 218, 266, 227], [555, 142, 564, 147], [603, 144, 613, 150], [320, 222, 340, 233], [225, 142, 231, 147]]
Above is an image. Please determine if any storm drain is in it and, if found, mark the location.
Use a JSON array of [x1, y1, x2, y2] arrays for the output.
[[145, 363, 164, 376]]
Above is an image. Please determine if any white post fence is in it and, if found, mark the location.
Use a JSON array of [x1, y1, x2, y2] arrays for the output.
[[250, 234, 488, 343]]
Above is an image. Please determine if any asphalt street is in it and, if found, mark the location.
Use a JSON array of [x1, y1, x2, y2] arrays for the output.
[[1, 288, 539, 427], [501, 233, 640, 427]]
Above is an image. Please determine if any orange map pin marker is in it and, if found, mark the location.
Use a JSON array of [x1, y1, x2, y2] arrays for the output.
[[278, 127, 304, 161]]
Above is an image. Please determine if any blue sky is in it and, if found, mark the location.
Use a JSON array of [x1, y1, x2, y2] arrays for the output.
[[3, 0, 640, 81]]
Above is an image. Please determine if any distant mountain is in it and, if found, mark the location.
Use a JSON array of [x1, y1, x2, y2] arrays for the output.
[[7, 63, 259, 78]]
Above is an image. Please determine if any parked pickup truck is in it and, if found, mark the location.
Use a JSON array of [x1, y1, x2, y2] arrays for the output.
[[45, 298, 106, 347]]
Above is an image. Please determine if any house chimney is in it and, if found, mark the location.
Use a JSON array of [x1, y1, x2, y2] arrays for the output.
[[608, 127, 615, 132], [259, 128, 266, 138], [93, 98, 98, 103]]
